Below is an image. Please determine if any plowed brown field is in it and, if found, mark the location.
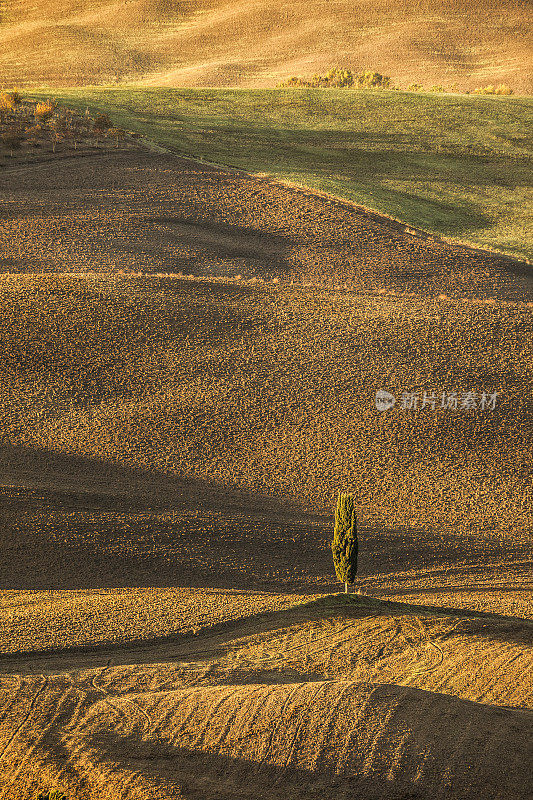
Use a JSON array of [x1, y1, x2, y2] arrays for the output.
[[0, 146, 531, 800], [1, 147, 531, 301]]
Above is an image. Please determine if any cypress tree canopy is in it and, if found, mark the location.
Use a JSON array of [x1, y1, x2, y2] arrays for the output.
[[331, 492, 358, 585]]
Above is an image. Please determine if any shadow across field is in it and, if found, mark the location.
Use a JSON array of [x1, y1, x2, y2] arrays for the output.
[[160, 125, 532, 241], [1, 444, 529, 593], [1, 148, 531, 298], [33, 680, 532, 800], [142, 215, 292, 273], [53, 728, 427, 800]]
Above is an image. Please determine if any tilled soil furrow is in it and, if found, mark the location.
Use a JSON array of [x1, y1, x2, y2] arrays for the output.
[[0, 150, 530, 302]]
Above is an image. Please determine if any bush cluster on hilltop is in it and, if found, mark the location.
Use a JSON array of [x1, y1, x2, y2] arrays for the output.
[[281, 68, 392, 89], [280, 71, 515, 95], [473, 83, 513, 95]]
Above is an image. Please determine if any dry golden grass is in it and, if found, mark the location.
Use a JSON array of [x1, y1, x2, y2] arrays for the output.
[[0, 595, 531, 800], [0, 0, 531, 92]]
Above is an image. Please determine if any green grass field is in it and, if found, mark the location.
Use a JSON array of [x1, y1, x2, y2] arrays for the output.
[[24, 86, 533, 263]]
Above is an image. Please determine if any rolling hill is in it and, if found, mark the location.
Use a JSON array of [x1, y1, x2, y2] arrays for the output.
[[0, 154, 531, 798], [0, 0, 532, 92], [0, 43, 531, 796], [0, 591, 531, 799]]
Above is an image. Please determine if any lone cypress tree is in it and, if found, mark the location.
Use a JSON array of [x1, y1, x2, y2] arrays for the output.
[[331, 492, 358, 593]]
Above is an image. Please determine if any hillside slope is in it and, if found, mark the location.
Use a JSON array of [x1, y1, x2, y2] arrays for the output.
[[0, 216, 531, 799], [0, 594, 532, 800], [1, 273, 531, 547], [2, 145, 532, 284], [1, 0, 532, 92]]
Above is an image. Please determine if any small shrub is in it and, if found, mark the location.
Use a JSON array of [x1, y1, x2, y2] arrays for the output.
[[495, 83, 513, 95], [0, 91, 22, 111], [50, 115, 71, 136], [24, 124, 42, 146], [472, 83, 513, 95], [35, 100, 57, 122], [355, 69, 391, 89], [408, 83, 423, 92], [428, 84, 446, 92], [36, 790, 68, 800], [474, 84, 495, 94], [281, 67, 391, 90], [321, 68, 354, 88], [108, 127, 126, 147]]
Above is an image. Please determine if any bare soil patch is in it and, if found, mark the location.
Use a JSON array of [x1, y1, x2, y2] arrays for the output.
[[1, 148, 531, 301]]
